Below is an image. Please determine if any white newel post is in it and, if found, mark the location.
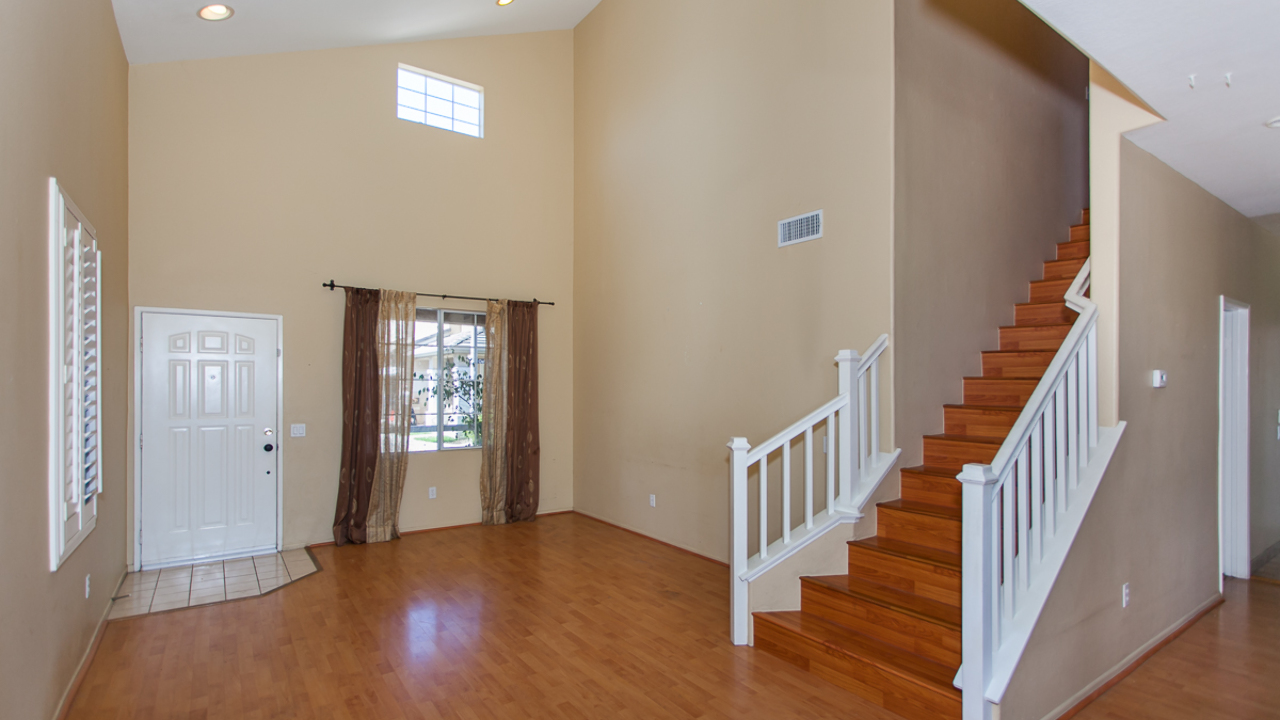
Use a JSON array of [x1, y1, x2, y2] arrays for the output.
[[959, 462, 998, 720], [729, 436, 751, 646], [836, 350, 859, 507]]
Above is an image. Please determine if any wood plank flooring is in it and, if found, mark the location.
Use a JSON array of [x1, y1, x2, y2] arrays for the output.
[[67, 513, 903, 720], [1073, 578, 1280, 720]]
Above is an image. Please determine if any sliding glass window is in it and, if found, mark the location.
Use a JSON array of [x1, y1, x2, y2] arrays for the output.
[[410, 308, 486, 452]]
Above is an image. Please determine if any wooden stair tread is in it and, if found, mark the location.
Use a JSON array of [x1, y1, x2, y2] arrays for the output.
[[1015, 300, 1073, 309], [876, 499, 961, 521], [921, 433, 1003, 445], [999, 322, 1072, 332], [901, 464, 962, 479], [802, 575, 961, 631], [942, 403, 1022, 413], [849, 537, 961, 572], [753, 611, 961, 693]]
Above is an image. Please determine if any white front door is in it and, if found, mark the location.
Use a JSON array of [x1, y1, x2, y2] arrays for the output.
[[140, 311, 280, 568]]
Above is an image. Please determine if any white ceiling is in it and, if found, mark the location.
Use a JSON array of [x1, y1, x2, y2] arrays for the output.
[[1019, 0, 1280, 218], [113, 0, 603, 66]]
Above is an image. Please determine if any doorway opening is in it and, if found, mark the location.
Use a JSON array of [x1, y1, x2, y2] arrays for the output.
[[1219, 297, 1250, 588]]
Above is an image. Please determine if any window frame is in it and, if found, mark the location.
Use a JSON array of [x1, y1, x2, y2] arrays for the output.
[[48, 178, 101, 571], [395, 63, 485, 139], [411, 307, 486, 453]]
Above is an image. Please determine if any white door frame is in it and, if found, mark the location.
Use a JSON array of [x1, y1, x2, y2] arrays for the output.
[[132, 307, 285, 572], [1218, 296, 1250, 588]]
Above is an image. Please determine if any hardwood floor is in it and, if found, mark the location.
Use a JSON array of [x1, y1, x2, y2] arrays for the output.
[[67, 513, 904, 720], [1073, 578, 1280, 720]]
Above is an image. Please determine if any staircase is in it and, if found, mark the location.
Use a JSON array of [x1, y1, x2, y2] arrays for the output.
[[752, 210, 1091, 720]]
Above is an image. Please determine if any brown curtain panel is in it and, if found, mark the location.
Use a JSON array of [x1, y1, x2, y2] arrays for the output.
[[504, 301, 540, 523], [479, 300, 510, 525], [334, 287, 381, 545]]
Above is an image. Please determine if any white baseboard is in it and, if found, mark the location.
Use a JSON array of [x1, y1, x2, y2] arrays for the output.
[[1038, 593, 1222, 720]]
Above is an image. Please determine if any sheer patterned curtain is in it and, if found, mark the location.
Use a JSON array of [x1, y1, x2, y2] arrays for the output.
[[367, 290, 417, 543], [479, 300, 509, 525]]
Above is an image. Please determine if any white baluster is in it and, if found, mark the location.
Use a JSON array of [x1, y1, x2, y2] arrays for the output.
[[1002, 476, 1015, 619], [1030, 419, 1043, 566], [836, 350, 859, 507], [870, 359, 880, 472], [1016, 447, 1030, 594], [729, 437, 750, 645], [804, 427, 814, 529], [782, 442, 792, 545], [826, 413, 837, 511], [1088, 326, 1099, 449], [1067, 359, 1079, 492], [759, 458, 769, 560]]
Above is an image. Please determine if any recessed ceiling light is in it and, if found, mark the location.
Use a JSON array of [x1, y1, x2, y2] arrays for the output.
[[497, 0, 514, 5], [198, 4, 234, 21], [1267, 117, 1280, 129]]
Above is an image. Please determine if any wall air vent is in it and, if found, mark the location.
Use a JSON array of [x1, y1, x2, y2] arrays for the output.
[[778, 210, 823, 248]]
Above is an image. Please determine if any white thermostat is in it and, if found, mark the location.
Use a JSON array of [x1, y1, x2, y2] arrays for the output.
[[1152, 370, 1168, 389]]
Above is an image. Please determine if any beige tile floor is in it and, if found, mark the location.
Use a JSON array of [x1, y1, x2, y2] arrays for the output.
[[108, 549, 317, 620]]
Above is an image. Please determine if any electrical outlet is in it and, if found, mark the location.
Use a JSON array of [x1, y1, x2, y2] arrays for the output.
[[650, 494, 656, 508], [291, 424, 306, 438], [1122, 582, 1130, 608], [85, 574, 91, 599], [429, 487, 437, 499]]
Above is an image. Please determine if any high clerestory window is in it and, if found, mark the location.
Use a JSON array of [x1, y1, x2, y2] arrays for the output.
[[396, 64, 484, 138]]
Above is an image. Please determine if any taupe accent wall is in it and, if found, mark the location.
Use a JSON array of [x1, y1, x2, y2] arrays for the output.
[[893, 0, 1089, 498], [572, 0, 896, 562], [128, 31, 575, 551], [0, 0, 129, 717], [999, 141, 1280, 720]]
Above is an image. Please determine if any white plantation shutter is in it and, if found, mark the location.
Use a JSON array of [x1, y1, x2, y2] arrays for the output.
[[49, 179, 100, 570]]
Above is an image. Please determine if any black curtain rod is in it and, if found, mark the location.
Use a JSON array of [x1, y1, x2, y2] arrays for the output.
[[322, 280, 554, 307]]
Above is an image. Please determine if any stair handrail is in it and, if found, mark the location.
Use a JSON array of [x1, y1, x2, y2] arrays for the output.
[[729, 335, 901, 645], [959, 259, 1102, 717]]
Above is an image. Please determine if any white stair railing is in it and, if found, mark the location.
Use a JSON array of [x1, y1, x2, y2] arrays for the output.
[[729, 336, 900, 645], [959, 259, 1125, 718]]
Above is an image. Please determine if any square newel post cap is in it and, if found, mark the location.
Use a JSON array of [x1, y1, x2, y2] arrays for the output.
[[958, 463, 998, 485], [728, 437, 751, 452], [835, 349, 861, 364]]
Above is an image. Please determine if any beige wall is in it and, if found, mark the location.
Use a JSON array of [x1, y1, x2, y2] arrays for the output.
[[128, 31, 575, 552], [1087, 63, 1161, 428], [572, 0, 896, 563], [0, 0, 130, 717], [999, 141, 1280, 720], [893, 0, 1089, 507]]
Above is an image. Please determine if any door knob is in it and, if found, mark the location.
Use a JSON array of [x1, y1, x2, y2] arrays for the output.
[[264, 443, 275, 452]]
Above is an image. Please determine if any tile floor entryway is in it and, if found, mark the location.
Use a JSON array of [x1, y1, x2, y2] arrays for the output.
[[108, 549, 318, 620]]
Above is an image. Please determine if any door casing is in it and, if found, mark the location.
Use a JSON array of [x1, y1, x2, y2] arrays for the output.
[[131, 307, 285, 572]]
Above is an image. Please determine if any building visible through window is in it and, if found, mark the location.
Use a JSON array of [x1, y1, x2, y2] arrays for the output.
[[411, 308, 485, 452], [396, 64, 484, 138]]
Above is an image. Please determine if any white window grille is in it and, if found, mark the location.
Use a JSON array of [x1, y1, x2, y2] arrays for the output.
[[48, 178, 101, 570], [396, 64, 484, 138]]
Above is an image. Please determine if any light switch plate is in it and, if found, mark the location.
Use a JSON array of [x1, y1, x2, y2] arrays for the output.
[[291, 424, 306, 437], [429, 487, 437, 499]]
